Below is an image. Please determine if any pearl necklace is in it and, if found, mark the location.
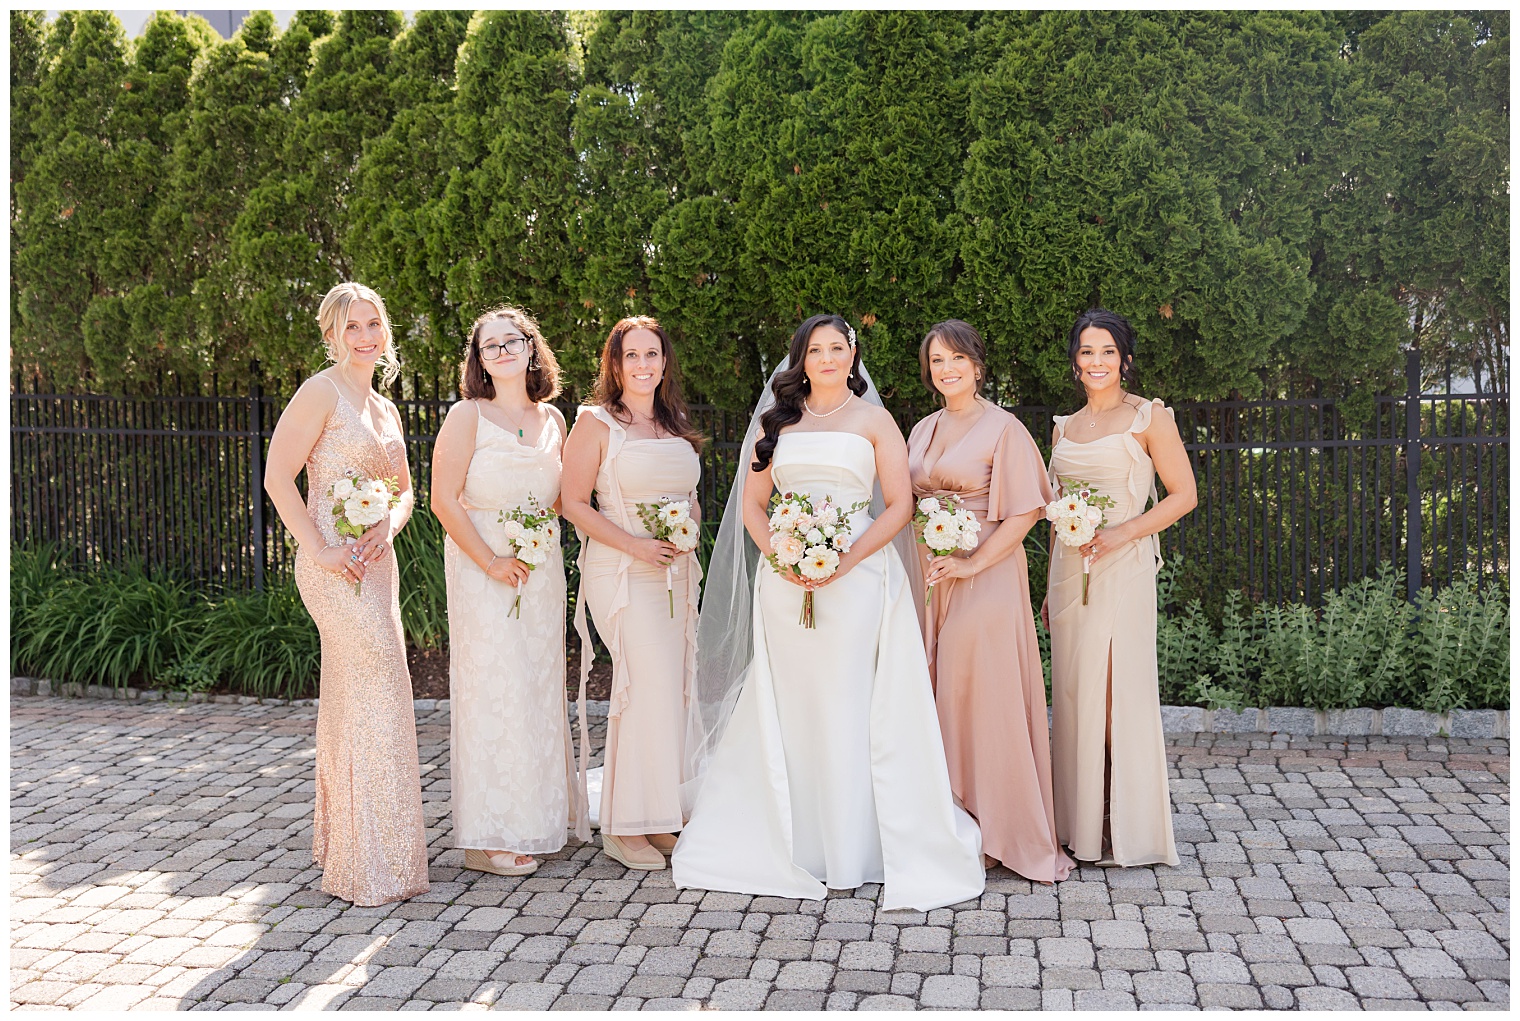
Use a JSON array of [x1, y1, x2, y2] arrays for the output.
[[804, 393, 852, 418]]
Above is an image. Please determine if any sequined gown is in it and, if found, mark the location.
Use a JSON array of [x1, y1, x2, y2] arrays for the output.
[[293, 380, 430, 905], [445, 405, 587, 854]]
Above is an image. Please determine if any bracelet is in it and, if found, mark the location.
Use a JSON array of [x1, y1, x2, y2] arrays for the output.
[[486, 556, 499, 572]]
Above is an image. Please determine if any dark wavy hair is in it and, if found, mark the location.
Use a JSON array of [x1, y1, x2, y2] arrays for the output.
[[459, 304, 562, 403], [753, 314, 867, 471], [919, 319, 987, 403], [590, 316, 704, 452], [1067, 307, 1138, 399]]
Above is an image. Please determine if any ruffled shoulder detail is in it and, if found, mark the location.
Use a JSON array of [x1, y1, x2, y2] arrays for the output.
[[1127, 397, 1172, 433], [987, 410, 1054, 523], [577, 403, 624, 433], [1052, 414, 1071, 443]]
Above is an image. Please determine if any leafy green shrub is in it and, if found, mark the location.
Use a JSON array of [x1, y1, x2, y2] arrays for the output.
[[14, 561, 199, 688], [183, 584, 321, 701], [394, 505, 448, 649], [1410, 578, 1510, 713]]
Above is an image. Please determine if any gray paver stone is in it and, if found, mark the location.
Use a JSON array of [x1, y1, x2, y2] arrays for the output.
[[1160, 706, 1207, 733], [1133, 970, 1196, 1005], [921, 974, 979, 1008], [708, 978, 769, 1010], [1449, 709, 1497, 739], [775, 961, 833, 991], [1267, 707, 1318, 736], [857, 993, 916, 1010]]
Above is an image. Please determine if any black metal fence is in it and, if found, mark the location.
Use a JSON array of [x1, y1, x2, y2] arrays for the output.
[[11, 351, 1507, 603]]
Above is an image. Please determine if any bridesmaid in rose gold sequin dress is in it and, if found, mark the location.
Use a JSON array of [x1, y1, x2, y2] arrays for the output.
[[266, 283, 430, 907]]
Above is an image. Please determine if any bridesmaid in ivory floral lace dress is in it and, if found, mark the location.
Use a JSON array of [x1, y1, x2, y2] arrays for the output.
[[264, 283, 429, 906], [432, 306, 587, 878]]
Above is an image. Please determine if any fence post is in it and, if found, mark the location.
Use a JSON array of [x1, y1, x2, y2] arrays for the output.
[[249, 362, 266, 591], [1404, 349, 1421, 602]]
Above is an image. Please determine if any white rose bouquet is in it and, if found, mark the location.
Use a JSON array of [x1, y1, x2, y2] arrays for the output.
[[764, 490, 869, 628], [636, 497, 700, 617], [328, 471, 401, 596], [498, 496, 560, 618], [1045, 478, 1117, 605], [912, 493, 983, 607]]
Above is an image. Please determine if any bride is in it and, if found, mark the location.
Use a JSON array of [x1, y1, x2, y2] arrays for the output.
[[671, 314, 984, 911]]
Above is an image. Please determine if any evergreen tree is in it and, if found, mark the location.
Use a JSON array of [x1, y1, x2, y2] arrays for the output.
[[433, 12, 583, 385], [575, 11, 744, 403], [958, 11, 1326, 407], [163, 11, 331, 389], [350, 10, 474, 384], [232, 11, 400, 385]]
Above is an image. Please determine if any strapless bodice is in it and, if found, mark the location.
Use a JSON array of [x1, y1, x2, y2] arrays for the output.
[[771, 432, 876, 506]]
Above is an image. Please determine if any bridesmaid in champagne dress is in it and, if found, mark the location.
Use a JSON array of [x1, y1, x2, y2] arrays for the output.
[[432, 305, 586, 879], [1045, 308, 1196, 867], [264, 282, 429, 906], [907, 320, 1073, 884], [561, 317, 703, 872]]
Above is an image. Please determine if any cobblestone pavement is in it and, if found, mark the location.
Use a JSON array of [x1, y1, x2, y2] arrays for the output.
[[10, 697, 1510, 1011]]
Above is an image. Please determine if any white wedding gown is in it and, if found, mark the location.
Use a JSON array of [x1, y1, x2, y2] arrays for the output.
[[671, 432, 984, 911]]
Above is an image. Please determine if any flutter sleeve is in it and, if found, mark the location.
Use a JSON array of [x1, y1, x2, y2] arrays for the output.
[[987, 413, 1055, 523]]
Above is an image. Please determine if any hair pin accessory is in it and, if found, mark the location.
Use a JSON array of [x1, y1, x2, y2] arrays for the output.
[[847, 326, 857, 348]]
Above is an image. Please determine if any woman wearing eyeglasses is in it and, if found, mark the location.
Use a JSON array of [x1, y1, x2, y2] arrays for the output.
[[432, 305, 588, 877]]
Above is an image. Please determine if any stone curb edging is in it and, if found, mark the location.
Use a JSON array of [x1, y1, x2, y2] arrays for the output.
[[8, 676, 614, 718], [11, 675, 1506, 737]]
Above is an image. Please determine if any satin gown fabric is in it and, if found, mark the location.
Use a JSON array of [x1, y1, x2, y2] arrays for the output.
[[293, 380, 429, 906], [672, 432, 985, 911], [445, 406, 582, 855], [908, 406, 1074, 884], [1047, 397, 1179, 867], [574, 406, 702, 836]]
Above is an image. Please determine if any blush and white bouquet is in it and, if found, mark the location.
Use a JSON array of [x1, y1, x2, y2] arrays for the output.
[[498, 496, 561, 618], [329, 471, 401, 596], [1045, 478, 1117, 605], [764, 490, 869, 629], [636, 497, 700, 616], [913, 494, 983, 607]]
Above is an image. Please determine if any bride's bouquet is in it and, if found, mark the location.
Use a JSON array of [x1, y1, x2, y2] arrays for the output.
[[498, 496, 560, 618], [329, 471, 401, 597], [636, 498, 700, 616], [765, 490, 869, 628], [912, 494, 982, 607], [1046, 479, 1116, 605]]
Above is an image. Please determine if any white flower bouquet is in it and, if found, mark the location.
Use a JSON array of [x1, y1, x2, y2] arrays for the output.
[[498, 496, 561, 618], [328, 471, 401, 596], [636, 497, 700, 617], [764, 490, 869, 629], [1045, 478, 1117, 605], [912, 494, 982, 607]]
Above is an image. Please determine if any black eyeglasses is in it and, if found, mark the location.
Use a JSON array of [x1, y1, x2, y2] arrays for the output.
[[480, 335, 528, 361]]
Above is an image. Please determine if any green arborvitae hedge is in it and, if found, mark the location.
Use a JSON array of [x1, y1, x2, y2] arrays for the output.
[[9, 10, 1509, 408]]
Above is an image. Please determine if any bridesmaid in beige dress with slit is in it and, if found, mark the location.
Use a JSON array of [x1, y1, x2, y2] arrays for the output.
[[562, 316, 703, 872], [1044, 308, 1196, 867], [907, 320, 1073, 884], [264, 283, 429, 906]]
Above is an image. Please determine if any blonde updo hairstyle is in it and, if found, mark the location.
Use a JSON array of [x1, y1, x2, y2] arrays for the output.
[[317, 282, 400, 388]]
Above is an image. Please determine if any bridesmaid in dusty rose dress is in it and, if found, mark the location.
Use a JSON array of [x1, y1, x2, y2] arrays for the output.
[[265, 282, 429, 906], [907, 320, 1073, 884]]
